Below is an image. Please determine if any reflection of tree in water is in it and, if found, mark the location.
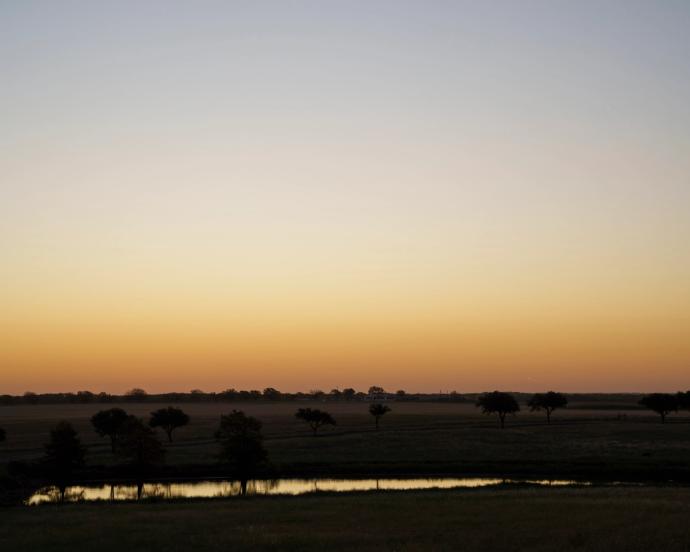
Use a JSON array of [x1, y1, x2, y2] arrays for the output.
[[213, 478, 280, 497], [36, 486, 85, 504], [247, 478, 279, 496]]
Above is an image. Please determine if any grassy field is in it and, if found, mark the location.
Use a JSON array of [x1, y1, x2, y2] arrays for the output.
[[3, 486, 690, 551], [1, 401, 689, 480]]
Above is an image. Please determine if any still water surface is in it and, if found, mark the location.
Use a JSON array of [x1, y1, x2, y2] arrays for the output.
[[28, 477, 583, 504]]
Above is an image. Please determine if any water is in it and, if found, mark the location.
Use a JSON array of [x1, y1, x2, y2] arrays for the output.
[[27, 477, 584, 504]]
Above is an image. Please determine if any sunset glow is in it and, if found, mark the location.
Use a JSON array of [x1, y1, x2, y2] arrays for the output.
[[2, 1, 689, 393]]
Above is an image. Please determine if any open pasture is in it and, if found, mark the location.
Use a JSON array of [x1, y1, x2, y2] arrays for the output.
[[1, 400, 689, 479]]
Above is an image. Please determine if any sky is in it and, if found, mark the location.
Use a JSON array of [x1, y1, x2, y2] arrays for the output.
[[1, 1, 689, 394]]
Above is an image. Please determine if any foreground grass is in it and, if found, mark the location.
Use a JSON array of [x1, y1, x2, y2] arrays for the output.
[[3, 487, 690, 551]]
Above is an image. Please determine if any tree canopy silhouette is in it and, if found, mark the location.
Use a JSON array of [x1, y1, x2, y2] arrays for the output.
[[215, 410, 267, 495], [295, 408, 336, 436], [125, 388, 148, 402], [116, 416, 165, 470], [262, 388, 282, 401], [476, 391, 520, 428], [342, 388, 356, 401], [149, 406, 190, 442], [91, 407, 129, 453], [369, 403, 391, 430], [43, 421, 86, 502], [639, 393, 678, 423], [528, 391, 568, 424]]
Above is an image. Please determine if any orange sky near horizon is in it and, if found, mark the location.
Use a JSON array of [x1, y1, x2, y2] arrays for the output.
[[2, 2, 690, 394]]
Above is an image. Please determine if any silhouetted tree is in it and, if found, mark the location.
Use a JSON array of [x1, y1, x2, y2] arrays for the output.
[[96, 392, 113, 403], [368, 386, 385, 396], [91, 408, 129, 452], [309, 389, 326, 401], [476, 391, 520, 429], [329, 389, 342, 400], [639, 393, 678, 423], [369, 403, 391, 430], [342, 388, 356, 401], [43, 421, 86, 502], [76, 391, 94, 403], [116, 416, 165, 469], [149, 406, 190, 442], [295, 408, 336, 436], [215, 410, 268, 495], [262, 388, 282, 401], [125, 388, 148, 402], [528, 391, 568, 424], [0, 427, 5, 442]]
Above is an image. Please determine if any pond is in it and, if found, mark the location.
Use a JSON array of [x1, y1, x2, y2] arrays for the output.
[[27, 477, 586, 504]]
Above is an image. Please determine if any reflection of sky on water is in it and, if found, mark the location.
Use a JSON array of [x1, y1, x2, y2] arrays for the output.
[[27, 478, 583, 505]]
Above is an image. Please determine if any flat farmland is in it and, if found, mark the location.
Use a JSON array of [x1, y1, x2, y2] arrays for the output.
[[1, 401, 689, 479], [4, 487, 690, 551]]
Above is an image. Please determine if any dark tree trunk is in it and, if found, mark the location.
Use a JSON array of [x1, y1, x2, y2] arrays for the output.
[[661, 412, 666, 424], [375, 417, 379, 430], [546, 410, 551, 424], [166, 429, 173, 442], [110, 435, 116, 453], [499, 413, 505, 429]]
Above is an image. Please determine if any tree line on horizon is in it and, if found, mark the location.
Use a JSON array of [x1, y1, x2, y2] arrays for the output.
[[0, 386, 469, 406]]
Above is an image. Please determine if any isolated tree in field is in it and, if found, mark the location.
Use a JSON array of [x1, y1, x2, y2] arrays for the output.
[[295, 408, 336, 436], [528, 391, 568, 424], [369, 403, 391, 430], [639, 393, 678, 423], [476, 391, 520, 429], [215, 410, 268, 495], [91, 407, 129, 452], [43, 421, 86, 502], [0, 427, 5, 442], [149, 406, 190, 442], [116, 416, 165, 470], [368, 386, 385, 396]]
